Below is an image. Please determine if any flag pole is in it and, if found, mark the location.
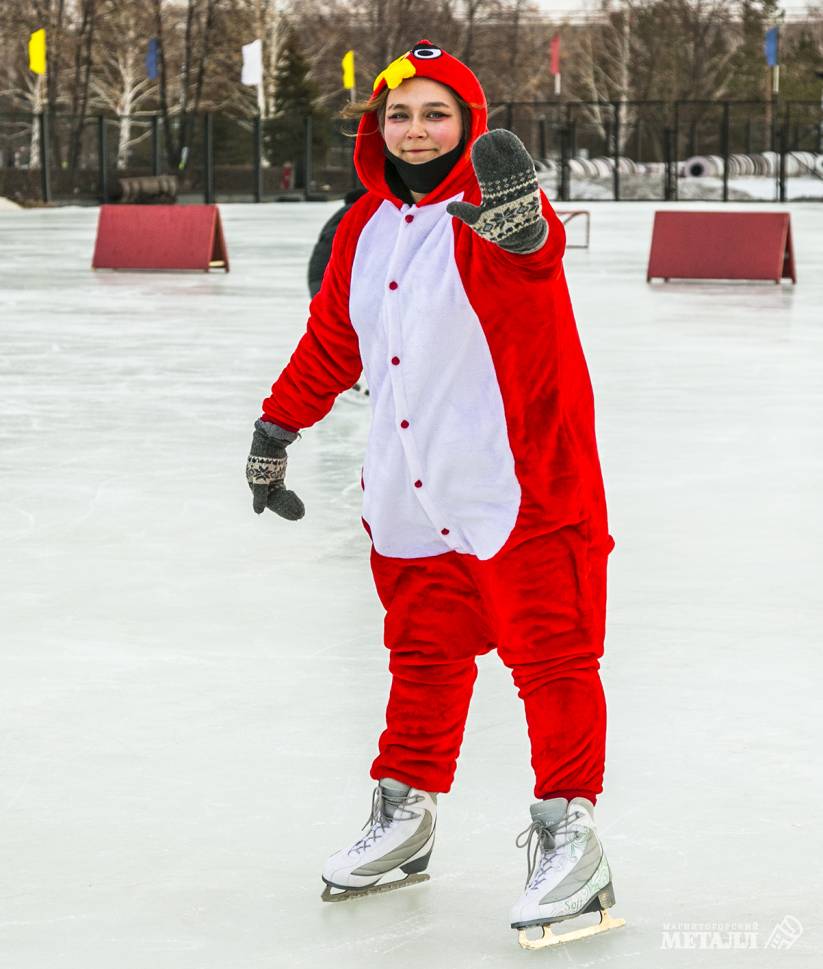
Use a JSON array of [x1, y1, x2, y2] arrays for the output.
[[550, 32, 561, 99]]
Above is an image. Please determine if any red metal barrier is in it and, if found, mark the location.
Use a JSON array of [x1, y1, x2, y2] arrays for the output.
[[92, 204, 229, 272], [647, 211, 796, 284]]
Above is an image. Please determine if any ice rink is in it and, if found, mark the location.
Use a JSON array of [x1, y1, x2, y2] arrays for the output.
[[1, 199, 821, 968]]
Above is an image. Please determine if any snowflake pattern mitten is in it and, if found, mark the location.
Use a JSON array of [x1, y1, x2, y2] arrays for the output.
[[447, 129, 548, 255], [246, 419, 305, 520]]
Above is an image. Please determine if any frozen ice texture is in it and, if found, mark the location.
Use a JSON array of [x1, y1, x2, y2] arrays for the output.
[[0, 200, 821, 967]]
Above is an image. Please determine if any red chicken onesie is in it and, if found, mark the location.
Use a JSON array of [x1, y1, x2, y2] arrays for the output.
[[251, 41, 620, 941]]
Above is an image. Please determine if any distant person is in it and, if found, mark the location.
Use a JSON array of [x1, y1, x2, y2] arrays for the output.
[[308, 186, 369, 398], [307, 186, 367, 298]]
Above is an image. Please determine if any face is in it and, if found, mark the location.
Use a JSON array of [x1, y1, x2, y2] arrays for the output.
[[383, 77, 463, 164]]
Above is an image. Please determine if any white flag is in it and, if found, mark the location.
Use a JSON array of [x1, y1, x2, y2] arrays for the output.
[[242, 39, 262, 86]]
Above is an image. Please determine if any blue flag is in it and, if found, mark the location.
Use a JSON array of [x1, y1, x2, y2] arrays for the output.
[[764, 26, 779, 67], [146, 37, 159, 80]]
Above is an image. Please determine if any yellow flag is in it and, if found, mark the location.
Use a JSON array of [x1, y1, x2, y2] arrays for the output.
[[29, 28, 47, 75], [341, 50, 355, 90]]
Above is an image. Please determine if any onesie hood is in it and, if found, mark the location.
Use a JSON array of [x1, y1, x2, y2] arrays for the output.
[[353, 40, 488, 206]]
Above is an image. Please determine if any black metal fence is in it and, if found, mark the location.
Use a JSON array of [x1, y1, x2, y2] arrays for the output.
[[0, 110, 356, 205], [493, 99, 823, 202], [2, 99, 822, 205]]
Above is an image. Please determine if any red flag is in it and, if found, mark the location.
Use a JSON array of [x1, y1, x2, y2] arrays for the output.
[[550, 33, 561, 75]]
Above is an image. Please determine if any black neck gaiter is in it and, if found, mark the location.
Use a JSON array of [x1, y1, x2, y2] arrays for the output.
[[383, 138, 466, 203]]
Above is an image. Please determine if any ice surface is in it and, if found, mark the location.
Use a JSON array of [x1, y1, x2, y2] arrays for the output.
[[1, 200, 821, 968]]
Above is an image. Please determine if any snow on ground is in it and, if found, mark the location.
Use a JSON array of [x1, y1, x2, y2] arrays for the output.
[[539, 173, 823, 201], [1, 200, 821, 968]]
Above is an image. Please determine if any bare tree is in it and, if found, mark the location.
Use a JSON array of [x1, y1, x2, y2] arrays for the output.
[[566, 0, 738, 146], [254, 0, 288, 118], [90, 2, 157, 168], [41, 0, 67, 160], [204, 0, 290, 120], [0, 0, 68, 166], [67, 0, 97, 168], [459, 0, 492, 64], [3, 0, 822, 184], [152, 0, 217, 169]]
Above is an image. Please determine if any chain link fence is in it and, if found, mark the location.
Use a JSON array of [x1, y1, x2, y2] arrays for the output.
[[2, 100, 822, 206]]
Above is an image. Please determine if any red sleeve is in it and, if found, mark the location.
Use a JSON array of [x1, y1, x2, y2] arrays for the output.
[[260, 199, 373, 431]]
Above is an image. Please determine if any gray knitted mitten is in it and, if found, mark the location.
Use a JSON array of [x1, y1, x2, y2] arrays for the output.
[[246, 419, 305, 520], [447, 129, 548, 255]]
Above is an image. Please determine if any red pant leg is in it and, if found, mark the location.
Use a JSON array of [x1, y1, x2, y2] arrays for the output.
[[369, 546, 494, 793], [474, 526, 613, 804]]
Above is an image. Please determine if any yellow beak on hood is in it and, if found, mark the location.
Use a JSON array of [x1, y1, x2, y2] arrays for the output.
[[373, 52, 416, 91]]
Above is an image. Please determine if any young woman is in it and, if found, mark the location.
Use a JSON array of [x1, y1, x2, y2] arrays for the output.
[[246, 41, 621, 946]]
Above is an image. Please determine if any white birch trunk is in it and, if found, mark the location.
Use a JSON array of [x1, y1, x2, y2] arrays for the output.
[[617, 8, 634, 152], [30, 75, 44, 169], [257, 0, 283, 118], [117, 55, 135, 169]]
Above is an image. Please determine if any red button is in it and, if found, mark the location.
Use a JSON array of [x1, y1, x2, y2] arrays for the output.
[[400, 420, 409, 429], [389, 280, 398, 290], [441, 528, 450, 536], [405, 214, 414, 224], [391, 356, 400, 366], [414, 480, 422, 488]]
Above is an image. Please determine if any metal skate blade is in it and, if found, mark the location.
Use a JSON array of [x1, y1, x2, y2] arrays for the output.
[[517, 909, 625, 949], [321, 872, 430, 903]]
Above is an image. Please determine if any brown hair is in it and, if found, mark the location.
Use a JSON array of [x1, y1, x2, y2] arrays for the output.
[[339, 84, 478, 140]]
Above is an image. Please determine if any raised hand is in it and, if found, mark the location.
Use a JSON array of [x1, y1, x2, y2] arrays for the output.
[[447, 129, 548, 255]]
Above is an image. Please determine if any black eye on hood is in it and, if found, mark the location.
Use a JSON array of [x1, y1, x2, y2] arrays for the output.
[[412, 45, 442, 60]]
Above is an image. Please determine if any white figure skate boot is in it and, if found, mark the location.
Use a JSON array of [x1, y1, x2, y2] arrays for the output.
[[321, 779, 436, 902], [510, 796, 625, 948]]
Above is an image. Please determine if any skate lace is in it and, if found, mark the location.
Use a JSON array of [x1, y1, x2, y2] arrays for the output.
[[349, 786, 425, 855], [515, 810, 585, 890]]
